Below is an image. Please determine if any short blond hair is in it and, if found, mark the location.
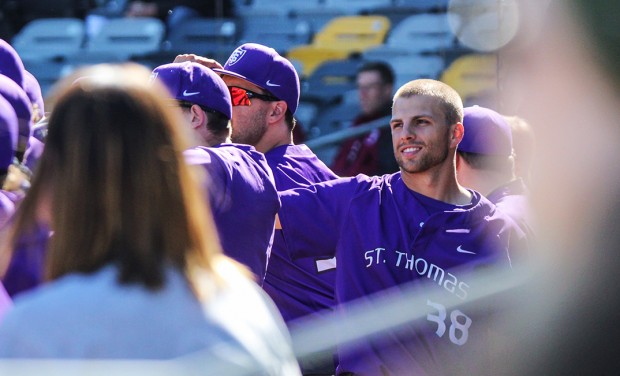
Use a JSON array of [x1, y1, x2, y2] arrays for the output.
[[394, 79, 464, 126]]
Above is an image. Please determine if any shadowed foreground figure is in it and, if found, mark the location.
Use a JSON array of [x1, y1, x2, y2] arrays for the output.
[[0, 63, 301, 375]]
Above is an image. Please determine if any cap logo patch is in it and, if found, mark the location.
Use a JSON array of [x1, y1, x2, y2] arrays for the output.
[[183, 90, 200, 96], [148, 72, 158, 84], [266, 80, 280, 87], [226, 47, 247, 66]]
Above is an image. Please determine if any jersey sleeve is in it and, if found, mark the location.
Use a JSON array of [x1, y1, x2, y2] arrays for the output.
[[184, 148, 230, 215], [278, 177, 359, 259]]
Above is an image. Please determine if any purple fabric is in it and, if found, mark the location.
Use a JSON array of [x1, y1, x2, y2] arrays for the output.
[[0, 191, 50, 299], [0, 95, 18, 170], [2, 223, 50, 297], [214, 43, 300, 114], [460, 105, 512, 156], [0, 75, 32, 143], [0, 39, 25, 88], [262, 144, 339, 323], [23, 135, 45, 172], [184, 143, 280, 282], [0, 190, 22, 230], [22, 70, 45, 117], [278, 173, 526, 375], [152, 62, 232, 119], [0, 282, 12, 324], [486, 178, 534, 240]]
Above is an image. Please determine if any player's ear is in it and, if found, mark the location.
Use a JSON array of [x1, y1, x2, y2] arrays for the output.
[[450, 122, 464, 148], [190, 104, 206, 129], [269, 101, 286, 121]]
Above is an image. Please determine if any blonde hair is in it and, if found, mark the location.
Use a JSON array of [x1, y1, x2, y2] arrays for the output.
[[394, 79, 464, 126]]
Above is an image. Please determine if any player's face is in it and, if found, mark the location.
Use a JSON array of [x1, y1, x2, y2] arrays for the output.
[[357, 70, 392, 115], [221, 76, 270, 147], [390, 95, 455, 175]]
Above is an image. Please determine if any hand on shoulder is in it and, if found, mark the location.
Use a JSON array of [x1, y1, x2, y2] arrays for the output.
[[173, 54, 224, 70]]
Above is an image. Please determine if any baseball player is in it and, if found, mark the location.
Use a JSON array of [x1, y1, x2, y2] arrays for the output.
[[0, 94, 19, 229], [0, 82, 48, 298], [175, 43, 340, 374], [277, 79, 529, 375], [151, 61, 280, 283], [0, 74, 32, 164], [456, 105, 534, 240]]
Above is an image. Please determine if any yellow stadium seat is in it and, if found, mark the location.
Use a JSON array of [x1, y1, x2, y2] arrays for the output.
[[440, 53, 498, 102], [287, 15, 390, 77]]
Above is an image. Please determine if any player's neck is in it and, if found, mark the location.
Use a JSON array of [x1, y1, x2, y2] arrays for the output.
[[401, 167, 472, 205], [256, 123, 293, 153]]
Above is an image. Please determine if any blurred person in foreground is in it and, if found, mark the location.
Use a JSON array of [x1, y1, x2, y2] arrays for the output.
[[478, 0, 620, 374], [150, 61, 280, 283], [0, 63, 301, 375], [503, 114, 534, 187]]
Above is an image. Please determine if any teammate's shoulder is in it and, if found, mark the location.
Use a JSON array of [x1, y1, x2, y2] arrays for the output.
[[353, 171, 400, 188], [183, 146, 214, 165]]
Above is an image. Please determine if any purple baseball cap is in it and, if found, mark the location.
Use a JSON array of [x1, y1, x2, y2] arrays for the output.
[[459, 105, 513, 156], [213, 43, 300, 114], [151, 62, 232, 119], [22, 70, 44, 120], [0, 95, 18, 170], [0, 74, 33, 144], [0, 39, 25, 88]]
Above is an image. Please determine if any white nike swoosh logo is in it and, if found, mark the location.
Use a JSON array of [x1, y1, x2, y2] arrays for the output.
[[183, 90, 200, 96], [266, 80, 280, 87], [456, 245, 476, 255], [446, 229, 471, 233]]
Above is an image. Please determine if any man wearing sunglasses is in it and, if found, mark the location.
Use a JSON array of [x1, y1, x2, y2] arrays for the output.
[[175, 43, 339, 375], [150, 61, 281, 284]]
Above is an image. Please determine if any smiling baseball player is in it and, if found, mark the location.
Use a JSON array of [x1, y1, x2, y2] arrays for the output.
[[277, 79, 529, 375]]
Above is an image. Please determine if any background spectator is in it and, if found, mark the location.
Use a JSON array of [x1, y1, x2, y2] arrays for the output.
[[330, 61, 399, 177]]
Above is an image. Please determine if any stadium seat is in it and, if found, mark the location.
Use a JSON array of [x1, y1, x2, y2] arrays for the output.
[[236, 0, 323, 16], [323, 0, 393, 14], [23, 60, 75, 97], [362, 13, 455, 61], [295, 100, 320, 133], [301, 58, 363, 105], [289, 8, 347, 36], [369, 0, 450, 26], [82, 17, 165, 62], [306, 100, 361, 165], [163, 18, 237, 58], [387, 55, 446, 86], [238, 15, 312, 55], [439, 53, 498, 102], [287, 15, 391, 77], [11, 18, 85, 62], [394, 0, 449, 9]]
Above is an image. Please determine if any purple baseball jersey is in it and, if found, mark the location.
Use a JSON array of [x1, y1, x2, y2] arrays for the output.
[[261, 144, 339, 324], [0, 190, 20, 229], [0, 282, 11, 324], [2, 222, 50, 297], [486, 178, 534, 242], [278, 173, 527, 375], [1, 190, 51, 298], [184, 143, 280, 282]]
